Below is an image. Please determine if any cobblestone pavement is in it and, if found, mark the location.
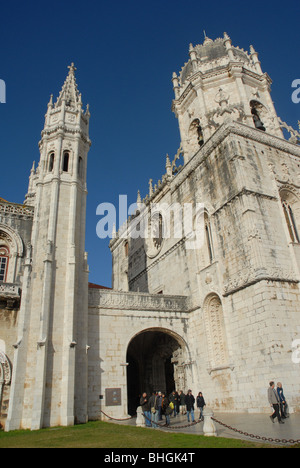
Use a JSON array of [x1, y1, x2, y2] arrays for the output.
[[114, 411, 300, 446]]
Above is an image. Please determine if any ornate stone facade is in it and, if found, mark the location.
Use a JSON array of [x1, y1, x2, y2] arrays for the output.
[[1, 34, 300, 430]]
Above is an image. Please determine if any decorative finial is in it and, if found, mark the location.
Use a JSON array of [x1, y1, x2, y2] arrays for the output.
[[166, 154, 172, 178], [68, 63, 77, 74], [149, 179, 153, 197], [48, 94, 53, 108], [203, 31, 213, 45]]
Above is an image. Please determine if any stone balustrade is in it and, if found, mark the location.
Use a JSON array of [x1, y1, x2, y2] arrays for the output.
[[89, 288, 191, 313], [0, 283, 21, 309]]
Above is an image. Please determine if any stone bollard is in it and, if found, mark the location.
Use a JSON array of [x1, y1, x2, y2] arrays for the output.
[[202, 407, 217, 437], [136, 406, 146, 427]]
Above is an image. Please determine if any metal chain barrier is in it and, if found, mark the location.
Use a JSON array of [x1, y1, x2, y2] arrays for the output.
[[101, 409, 200, 429], [211, 416, 300, 446], [101, 410, 134, 422], [101, 409, 300, 445]]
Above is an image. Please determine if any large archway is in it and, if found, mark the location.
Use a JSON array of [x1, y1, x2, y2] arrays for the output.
[[126, 329, 187, 415]]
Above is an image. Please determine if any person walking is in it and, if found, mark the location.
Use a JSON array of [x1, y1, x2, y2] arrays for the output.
[[196, 392, 206, 421], [140, 392, 152, 427], [268, 381, 284, 424], [185, 389, 195, 423], [277, 382, 288, 419]]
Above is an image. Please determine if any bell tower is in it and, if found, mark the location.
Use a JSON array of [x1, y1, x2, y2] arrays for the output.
[[172, 33, 284, 163], [6, 64, 91, 431]]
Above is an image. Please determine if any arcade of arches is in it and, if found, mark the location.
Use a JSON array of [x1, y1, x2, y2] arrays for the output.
[[126, 330, 187, 415]]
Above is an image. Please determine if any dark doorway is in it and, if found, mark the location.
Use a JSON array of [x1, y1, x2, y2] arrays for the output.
[[126, 330, 182, 416]]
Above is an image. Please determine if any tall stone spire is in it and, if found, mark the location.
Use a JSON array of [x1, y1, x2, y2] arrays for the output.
[[55, 63, 81, 109], [6, 63, 91, 431]]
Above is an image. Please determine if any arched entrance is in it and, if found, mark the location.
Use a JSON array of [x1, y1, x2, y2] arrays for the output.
[[126, 329, 187, 415]]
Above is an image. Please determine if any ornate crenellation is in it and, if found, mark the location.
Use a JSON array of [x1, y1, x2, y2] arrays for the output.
[[223, 266, 298, 297], [278, 117, 300, 144], [0, 202, 34, 218]]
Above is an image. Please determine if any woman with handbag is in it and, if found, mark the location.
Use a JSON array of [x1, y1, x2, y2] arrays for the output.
[[161, 393, 173, 427]]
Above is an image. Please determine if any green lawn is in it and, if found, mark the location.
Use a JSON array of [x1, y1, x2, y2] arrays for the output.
[[0, 420, 290, 448]]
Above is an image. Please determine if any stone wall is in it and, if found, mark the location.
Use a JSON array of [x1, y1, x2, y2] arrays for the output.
[[87, 288, 193, 420], [107, 122, 300, 415]]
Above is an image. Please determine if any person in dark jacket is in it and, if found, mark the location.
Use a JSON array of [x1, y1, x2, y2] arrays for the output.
[[161, 392, 172, 427], [268, 381, 284, 424], [184, 390, 195, 423], [157, 391, 163, 421], [175, 391, 180, 415], [140, 392, 151, 427], [169, 391, 178, 417], [277, 382, 288, 419], [196, 392, 206, 421]]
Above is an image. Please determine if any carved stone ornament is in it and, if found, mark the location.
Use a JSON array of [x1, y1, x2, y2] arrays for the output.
[[0, 351, 12, 385]]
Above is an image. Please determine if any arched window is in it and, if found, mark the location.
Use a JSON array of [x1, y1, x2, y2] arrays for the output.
[[250, 100, 266, 132], [0, 246, 9, 282], [280, 190, 300, 244], [124, 241, 129, 257], [48, 152, 55, 172], [189, 119, 205, 148], [152, 212, 164, 250], [282, 201, 300, 243], [78, 157, 83, 178], [204, 213, 214, 264], [146, 210, 164, 258], [63, 151, 70, 172], [0, 227, 23, 284]]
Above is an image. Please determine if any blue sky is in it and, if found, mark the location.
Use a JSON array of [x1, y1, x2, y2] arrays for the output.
[[0, 0, 299, 287]]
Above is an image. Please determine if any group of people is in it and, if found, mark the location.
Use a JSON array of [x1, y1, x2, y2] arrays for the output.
[[268, 381, 289, 424], [140, 390, 206, 428], [140, 382, 289, 429]]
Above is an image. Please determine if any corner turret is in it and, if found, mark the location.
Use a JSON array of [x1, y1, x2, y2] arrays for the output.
[[172, 33, 283, 163]]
